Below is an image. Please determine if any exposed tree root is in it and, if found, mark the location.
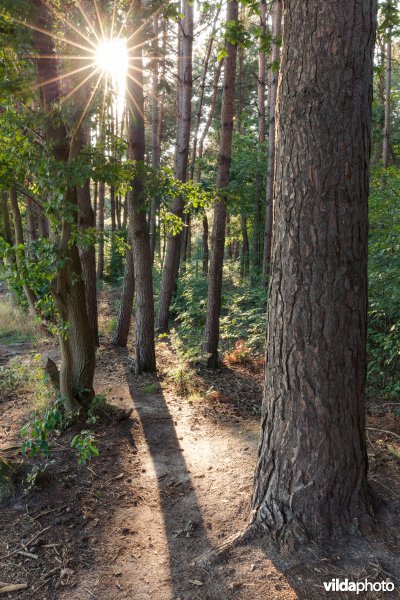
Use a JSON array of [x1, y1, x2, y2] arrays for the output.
[[195, 521, 261, 566]]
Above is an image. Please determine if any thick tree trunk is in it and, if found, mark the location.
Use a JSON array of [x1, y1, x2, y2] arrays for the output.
[[251, 0, 377, 547], [112, 245, 134, 348], [127, 0, 156, 374], [33, 0, 96, 412], [262, 0, 282, 278], [157, 0, 193, 332], [52, 192, 96, 412], [204, 0, 238, 367]]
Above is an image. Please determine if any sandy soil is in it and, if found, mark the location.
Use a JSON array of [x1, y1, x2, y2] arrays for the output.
[[1, 337, 400, 599]]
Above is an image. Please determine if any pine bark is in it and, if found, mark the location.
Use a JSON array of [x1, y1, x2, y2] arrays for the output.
[[127, 0, 156, 374], [96, 179, 105, 280], [251, 0, 377, 547], [149, 15, 161, 263], [382, 14, 392, 168], [112, 245, 134, 348], [262, 0, 282, 278], [204, 0, 238, 367], [78, 176, 99, 347], [157, 0, 193, 332], [254, 0, 268, 273]]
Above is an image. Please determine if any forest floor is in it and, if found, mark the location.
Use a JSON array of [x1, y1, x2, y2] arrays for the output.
[[1, 293, 400, 599]]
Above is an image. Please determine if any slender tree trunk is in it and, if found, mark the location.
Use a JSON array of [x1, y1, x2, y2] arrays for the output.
[[204, 0, 238, 367], [251, 0, 377, 548], [195, 59, 222, 276], [196, 59, 223, 183], [127, 0, 156, 374], [382, 16, 392, 168], [96, 179, 105, 280], [38, 212, 49, 238], [240, 211, 250, 278], [110, 185, 116, 232], [8, 187, 38, 313], [254, 0, 268, 273], [78, 177, 99, 347], [149, 15, 161, 263], [116, 194, 122, 230], [26, 199, 37, 243], [157, 0, 193, 332], [190, 6, 221, 181], [122, 193, 128, 229], [262, 0, 282, 278], [202, 214, 209, 275], [112, 245, 134, 347], [93, 180, 98, 228], [1, 191, 13, 246]]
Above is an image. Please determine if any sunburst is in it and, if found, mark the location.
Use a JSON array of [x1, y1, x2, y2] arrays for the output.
[[10, 0, 164, 140]]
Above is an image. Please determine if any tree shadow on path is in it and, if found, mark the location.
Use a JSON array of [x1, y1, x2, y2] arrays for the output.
[[124, 356, 232, 599]]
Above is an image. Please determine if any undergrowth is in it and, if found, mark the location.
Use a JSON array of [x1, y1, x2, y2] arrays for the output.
[[0, 297, 38, 344]]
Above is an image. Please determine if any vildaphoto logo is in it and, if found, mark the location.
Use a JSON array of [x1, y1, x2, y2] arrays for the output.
[[323, 579, 395, 594]]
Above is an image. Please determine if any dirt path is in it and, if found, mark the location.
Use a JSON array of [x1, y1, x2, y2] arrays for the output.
[[62, 344, 295, 600], [2, 341, 400, 599]]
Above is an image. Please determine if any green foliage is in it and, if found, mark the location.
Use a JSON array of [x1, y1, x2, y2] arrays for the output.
[[21, 398, 63, 459], [168, 262, 266, 361], [367, 167, 400, 399], [71, 431, 99, 465], [86, 393, 107, 425], [0, 357, 26, 394]]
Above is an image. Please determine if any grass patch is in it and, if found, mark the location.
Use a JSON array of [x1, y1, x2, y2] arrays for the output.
[[140, 383, 160, 394], [0, 298, 38, 344]]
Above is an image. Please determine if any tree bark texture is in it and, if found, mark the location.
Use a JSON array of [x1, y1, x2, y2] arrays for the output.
[[127, 0, 156, 374], [33, 0, 96, 412], [251, 0, 377, 547], [262, 0, 282, 279], [78, 176, 99, 347], [1, 190, 13, 246], [96, 179, 105, 280], [202, 214, 209, 275], [204, 0, 238, 367], [254, 0, 268, 273], [112, 245, 134, 348], [149, 15, 161, 264], [157, 0, 193, 332], [9, 187, 38, 313], [382, 16, 392, 168]]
